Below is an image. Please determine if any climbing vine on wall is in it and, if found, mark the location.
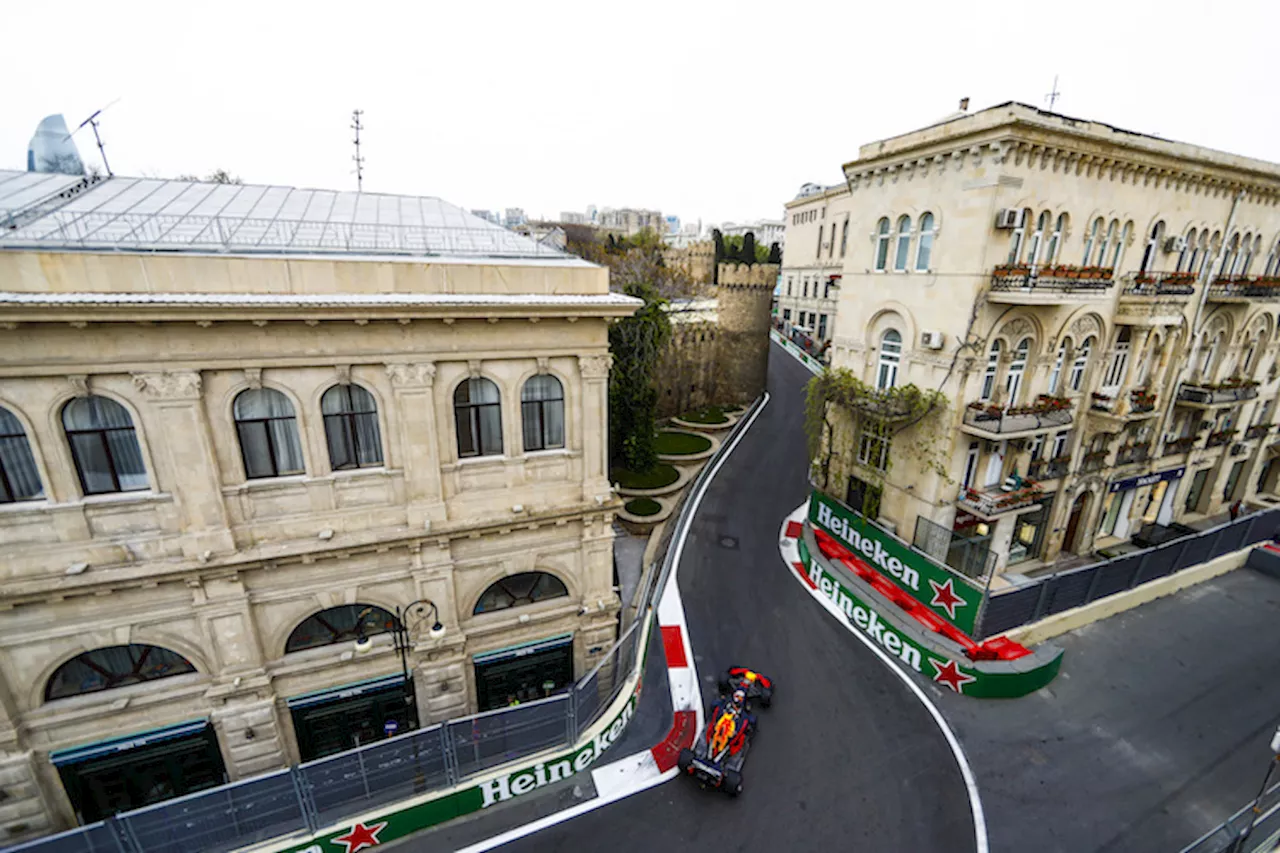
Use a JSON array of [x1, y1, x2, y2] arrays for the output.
[[804, 368, 950, 513], [609, 277, 673, 472]]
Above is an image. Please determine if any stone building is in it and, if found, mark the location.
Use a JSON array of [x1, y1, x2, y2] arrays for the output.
[[0, 170, 638, 839], [778, 184, 847, 345], [653, 263, 776, 418], [797, 101, 1280, 575]]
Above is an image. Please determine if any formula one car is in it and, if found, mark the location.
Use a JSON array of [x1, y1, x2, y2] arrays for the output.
[[717, 666, 774, 707], [677, 689, 756, 796]]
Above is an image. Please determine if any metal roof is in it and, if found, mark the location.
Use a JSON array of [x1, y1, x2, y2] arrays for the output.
[[0, 170, 581, 263]]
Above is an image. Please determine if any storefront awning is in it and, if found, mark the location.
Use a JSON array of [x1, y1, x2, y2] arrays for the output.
[[50, 719, 210, 767], [286, 673, 406, 710], [473, 633, 572, 666]]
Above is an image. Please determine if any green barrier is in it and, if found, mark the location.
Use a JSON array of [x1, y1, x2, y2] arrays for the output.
[[798, 536, 1061, 699]]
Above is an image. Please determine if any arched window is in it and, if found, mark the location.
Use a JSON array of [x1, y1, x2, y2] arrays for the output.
[[321, 384, 383, 470], [62, 396, 147, 495], [234, 388, 304, 479], [876, 330, 902, 390], [1181, 228, 1198, 273], [1243, 332, 1263, 377], [1083, 218, 1103, 264], [1096, 219, 1118, 266], [874, 218, 891, 271], [474, 571, 569, 615], [1008, 209, 1029, 264], [1069, 337, 1094, 391], [1048, 338, 1071, 395], [1265, 238, 1280, 277], [980, 340, 1002, 401], [915, 212, 935, 271], [1005, 338, 1031, 405], [1221, 233, 1240, 276], [1203, 332, 1224, 380], [1027, 211, 1049, 265], [840, 219, 849, 257], [1102, 327, 1132, 390], [1109, 221, 1132, 271], [286, 604, 396, 653], [1242, 235, 1261, 275], [1200, 232, 1216, 277], [1046, 213, 1067, 264], [0, 406, 42, 503], [522, 374, 565, 451], [46, 645, 195, 701], [1140, 221, 1165, 273], [893, 215, 912, 272], [454, 377, 503, 458]]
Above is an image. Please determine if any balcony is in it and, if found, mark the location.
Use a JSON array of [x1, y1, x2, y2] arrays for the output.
[[1162, 435, 1200, 457], [1114, 444, 1151, 466], [961, 396, 1074, 440], [987, 264, 1115, 304], [1087, 389, 1160, 426], [1246, 423, 1274, 441], [1205, 429, 1238, 449], [1176, 381, 1260, 408], [1028, 456, 1071, 481], [956, 482, 1045, 520], [1207, 275, 1280, 303], [1116, 272, 1195, 326], [1079, 450, 1109, 473]]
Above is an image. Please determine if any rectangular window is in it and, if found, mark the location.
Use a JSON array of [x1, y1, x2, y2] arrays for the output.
[[818, 314, 828, 340], [1029, 435, 1046, 460], [1185, 468, 1210, 513], [1051, 431, 1069, 459], [846, 475, 882, 518], [962, 442, 979, 488], [1224, 460, 1246, 501], [783, 308, 791, 322], [817, 224, 824, 259], [857, 422, 891, 471]]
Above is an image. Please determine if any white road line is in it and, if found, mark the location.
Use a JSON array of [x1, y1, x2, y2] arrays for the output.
[[456, 393, 771, 852], [779, 503, 990, 853]]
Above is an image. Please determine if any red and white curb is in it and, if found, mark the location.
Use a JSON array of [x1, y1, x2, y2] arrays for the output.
[[459, 394, 769, 851], [779, 501, 989, 853]]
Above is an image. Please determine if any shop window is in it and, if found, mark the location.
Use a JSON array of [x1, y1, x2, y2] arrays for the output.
[[474, 572, 568, 615], [1008, 505, 1047, 564], [286, 604, 396, 653], [46, 645, 196, 701]]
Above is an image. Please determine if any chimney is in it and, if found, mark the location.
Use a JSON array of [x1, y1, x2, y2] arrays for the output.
[[959, 97, 970, 112]]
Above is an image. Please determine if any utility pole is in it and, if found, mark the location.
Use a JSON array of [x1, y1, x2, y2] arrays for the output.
[[351, 109, 365, 192], [1045, 76, 1061, 111]]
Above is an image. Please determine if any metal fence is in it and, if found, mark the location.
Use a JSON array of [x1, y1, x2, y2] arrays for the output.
[[1180, 778, 1280, 853], [975, 508, 1280, 638], [11, 392, 769, 853], [913, 514, 999, 581], [7, 621, 644, 853]]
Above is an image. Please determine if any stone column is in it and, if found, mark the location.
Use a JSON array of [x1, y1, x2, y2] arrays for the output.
[[132, 371, 235, 559], [409, 544, 468, 724], [578, 354, 612, 498], [385, 362, 446, 529]]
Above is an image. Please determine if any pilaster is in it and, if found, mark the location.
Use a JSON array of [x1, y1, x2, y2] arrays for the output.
[[386, 362, 447, 529]]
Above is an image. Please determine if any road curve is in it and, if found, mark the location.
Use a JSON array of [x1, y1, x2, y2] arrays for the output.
[[497, 344, 978, 852]]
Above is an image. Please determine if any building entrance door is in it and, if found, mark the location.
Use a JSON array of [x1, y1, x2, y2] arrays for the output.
[[1064, 491, 1088, 553], [53, 721, 226, 823], [473, 635, 574, 712], [289, 675, 414, 762]]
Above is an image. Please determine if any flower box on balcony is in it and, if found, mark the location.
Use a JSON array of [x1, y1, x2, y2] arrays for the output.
[[1205, 430, 1238, 448], [1246, 424, 1273, 440], [1164, 437, 1198, 455], [1034, 394, 1073, 411]]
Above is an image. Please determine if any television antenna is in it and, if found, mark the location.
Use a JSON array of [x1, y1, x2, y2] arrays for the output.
[[65, 99, 121, 176], [1045, 76, 1061, 111], [351, 109, 365, 192]]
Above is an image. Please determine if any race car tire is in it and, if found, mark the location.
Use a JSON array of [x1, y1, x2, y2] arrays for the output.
[[723, 770, 743, 797], [677, 748, 694, 774], [760, 687, 773, 708]]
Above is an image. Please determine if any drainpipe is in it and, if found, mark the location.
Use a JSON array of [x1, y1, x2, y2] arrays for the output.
[[1154, 189, 1245, 451]]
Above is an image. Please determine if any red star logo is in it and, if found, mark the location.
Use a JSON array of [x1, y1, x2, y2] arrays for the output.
[[928, 578, 967, 620], [331, 821, 388, 853], [928, 658, 977, 694]]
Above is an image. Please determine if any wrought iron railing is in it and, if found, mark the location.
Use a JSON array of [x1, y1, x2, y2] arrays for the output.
[[957, 483, 1044, 515], [1115, 445, 1151, 466], [990, 264, 1115, 294], [963, 402, 1073, 434], [1028, 457, 1072, 480], [1178, 383, 1260, 405]]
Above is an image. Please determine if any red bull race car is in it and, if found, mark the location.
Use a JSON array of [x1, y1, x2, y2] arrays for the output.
[[677, 667, 774, 796]]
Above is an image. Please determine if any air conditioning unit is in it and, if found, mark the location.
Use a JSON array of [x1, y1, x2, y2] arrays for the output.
[[1164, 236, 1187, 253], [920, 330, 945, 350], [995, 209, 1025, 230]]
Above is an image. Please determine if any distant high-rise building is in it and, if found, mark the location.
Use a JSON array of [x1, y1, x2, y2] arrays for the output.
[[665, 215, 680, 235], [470, 209, 501, 225], [504, 208, 527, 227], [27, 115, 85, 176]]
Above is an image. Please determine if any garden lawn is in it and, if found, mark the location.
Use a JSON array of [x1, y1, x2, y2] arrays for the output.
[[654, 430, 712, 455], [679, 406, 729, 425], [624, 498, 662, 516], [610, 464, 680, 490]]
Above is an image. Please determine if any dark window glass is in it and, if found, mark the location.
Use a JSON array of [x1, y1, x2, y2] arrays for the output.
[[521, 375, 565, 452], [0, 406, 42, 502], [62, 396, 147, 495], [454, 377, 503, 458], [233, 388, 304, 479], [285, 604, 397, 653], [473, 572, 569, 614], [321, 384, 383, 470], [46, 645, 195, 701]]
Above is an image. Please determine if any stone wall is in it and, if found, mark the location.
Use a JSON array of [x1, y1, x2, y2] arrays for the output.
[[662, 240, 716, 290]]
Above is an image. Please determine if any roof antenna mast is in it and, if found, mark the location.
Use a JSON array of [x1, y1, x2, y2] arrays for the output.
[[66, 99, 121, 177], [1045, 75, 1061, 111], [351, 109, 365, 192]]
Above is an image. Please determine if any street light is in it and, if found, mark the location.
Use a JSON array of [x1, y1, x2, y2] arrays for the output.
[[1233, 723, 1280, 852]]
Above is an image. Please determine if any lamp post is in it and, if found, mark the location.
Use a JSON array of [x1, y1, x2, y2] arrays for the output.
[[353, 600, 445, 731], [1232, 724, 1280, 853]]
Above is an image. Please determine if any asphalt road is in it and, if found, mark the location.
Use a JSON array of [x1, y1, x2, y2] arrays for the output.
[[491, 342, 978, 852]]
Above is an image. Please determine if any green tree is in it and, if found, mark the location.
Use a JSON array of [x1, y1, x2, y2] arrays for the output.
[[767, 242, 782, 264], [741, 231, 757, 264], [608, 274, 672, 471]]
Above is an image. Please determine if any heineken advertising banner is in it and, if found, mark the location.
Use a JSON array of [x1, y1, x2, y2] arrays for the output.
[[277, 694, 638, 853], [798, 538, 1061, 699], [808, 490, 983, 636]]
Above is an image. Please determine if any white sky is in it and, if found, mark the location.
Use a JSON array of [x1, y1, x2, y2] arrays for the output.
[[4, 0, 1278, 228]]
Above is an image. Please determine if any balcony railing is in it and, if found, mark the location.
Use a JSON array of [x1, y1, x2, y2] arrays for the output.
[[957, 483, 1045, 516], [1079, 450, 1110, 473], [1089, 389, 1158, 419], [990, 264, 1115, 298], [1028, 457, 1072, 480], [1129, 389, 1158, 414], [1162, 436, 1200, 456], [1177, 382, 1260, 406], [1205, 430, 1238, 448], [962, 397, 1074, 435], [1115, 444, 1151, 466], [1246, 423, 1274, 441], [1207, 275, 1280, 300], [1121, 271, 1197, 296]]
